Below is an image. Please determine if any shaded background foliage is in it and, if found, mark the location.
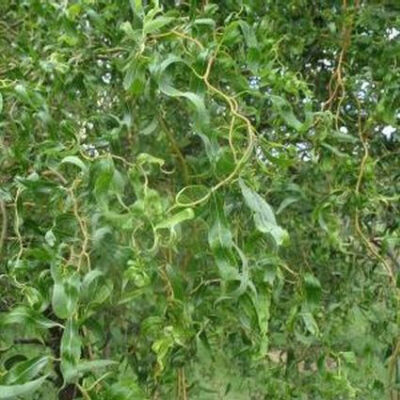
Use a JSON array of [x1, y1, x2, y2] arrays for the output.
[[0, 0, 399, 399]]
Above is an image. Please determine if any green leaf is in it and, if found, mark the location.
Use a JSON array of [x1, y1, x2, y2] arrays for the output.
[[0, 306, 62, 329], [81, 269, 104, 294], [60, 318, 81, 383], [154, 55, 209, 127], [51, 270, 80, 320], [5, 356, 49, 384], [75, 359, 117, 374], [107, 377, 147, 399], [94, 159, 115, 200], [230, 243, 251, 296], [123, 61, 146, 94], [321, 142, 349, 158], [0, 376, 48, 399], [301, 311, 319, 336], [143, 16, 174, 34], [270, 96, 303, 132], [250, 289, 270, 357], [61, 156, 88, 173], [129, 0, 144, 17], [193, 18, 216, 26], [90, 279, 113, 306], [332, 130, 358, 143], [160, 83, 209, 127], [238, 21, 258, 48], [140, 118, 158, 136], [137, 153, 165, 167], [239, 180, 288, 246], [120, 21, 140, 40], [152, 335, 174, 372], [276, 197, 300, 215], [61, 319, 81, 361], [155, 208, 194, 230], [208, 215, 233, 250], [208, 197, 238, 281], [340, 351, 357, 365], [304, 273, 321, 307]]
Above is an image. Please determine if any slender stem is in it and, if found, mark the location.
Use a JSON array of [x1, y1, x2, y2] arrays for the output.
[[0, 200, 7, 260], [158, 114, 190, 185]]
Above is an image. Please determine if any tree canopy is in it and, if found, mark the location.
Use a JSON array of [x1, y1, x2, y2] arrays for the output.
[[0, 0, 399, 399]]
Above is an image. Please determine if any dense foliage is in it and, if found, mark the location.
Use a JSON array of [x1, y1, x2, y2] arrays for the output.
[[0, 0, 399, 399]]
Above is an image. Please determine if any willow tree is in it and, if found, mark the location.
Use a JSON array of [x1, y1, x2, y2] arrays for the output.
[[0, 1, 399, 399]]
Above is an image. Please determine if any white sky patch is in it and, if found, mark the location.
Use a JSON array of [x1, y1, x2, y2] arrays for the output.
[[357, 90, 367, 100], [82, 144, 99, 158], [360, 80, 370, 91], [382, 125, 396, 140], [256, 146, 273, 165], [386, 27, 400, 41], [319, 58, 333, 67], [256, 146, 266, 161], [271, 148, 280, 158], [296, 142, 312, 162], [296, 142, 309, 151], [102, 72, 112, 84], [355, 79, 374, 101]]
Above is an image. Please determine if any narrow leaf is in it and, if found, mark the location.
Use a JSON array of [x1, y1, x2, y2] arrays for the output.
[[239, 179, 288, 246], [155, 208, 194, 230], [143, 16, 174, 34], [52, 274, 80, 320], [208, 197, 238, 281], [0, 376, 48, 399], [6, 356, 49, 385], [270, 95, 303, 132], [60, 318, 81, 383], [0, 306, 62, 329], [61, 156, 88, 173], [75, 359, 117, 374]]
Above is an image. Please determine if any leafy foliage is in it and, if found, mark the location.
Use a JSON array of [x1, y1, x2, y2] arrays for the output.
[[0, 0, 399, 399]]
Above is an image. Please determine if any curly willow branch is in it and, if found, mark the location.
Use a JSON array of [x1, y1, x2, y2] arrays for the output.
[[353, 97, 399, 399], [323, 0, 359, 130], [68, 181, 91, 271], [165, 34, 256, 208], [0, 200, 6, 260], [14, 187, 23, 264], [353, 98, 395, 284]]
